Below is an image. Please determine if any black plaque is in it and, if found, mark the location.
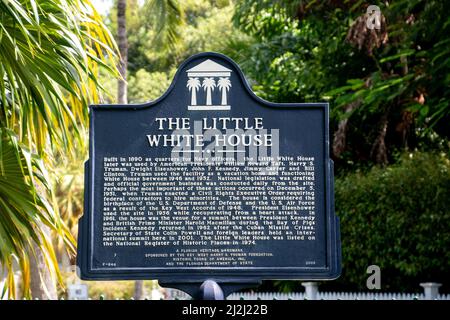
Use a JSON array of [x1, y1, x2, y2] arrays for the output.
[[77, 52, 341, 287]]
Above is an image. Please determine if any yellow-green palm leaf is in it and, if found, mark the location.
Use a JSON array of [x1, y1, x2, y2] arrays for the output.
[[0, 0, 119, 298]]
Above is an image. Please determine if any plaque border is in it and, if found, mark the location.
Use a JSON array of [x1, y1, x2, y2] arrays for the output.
[[77, 52, 341, 282]]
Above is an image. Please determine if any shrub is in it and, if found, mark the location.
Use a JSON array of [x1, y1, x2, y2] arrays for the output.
[[331, 151, 450, 292]]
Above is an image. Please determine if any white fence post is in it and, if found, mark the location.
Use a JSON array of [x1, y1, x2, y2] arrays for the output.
[[420, 283, 442, 300], [302, 282, 319, 300]]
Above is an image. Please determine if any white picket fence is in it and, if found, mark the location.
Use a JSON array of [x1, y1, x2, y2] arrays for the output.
[[226, 291, 450, 300], [164, 282, 449, 300], [165, 281, 449, 300]]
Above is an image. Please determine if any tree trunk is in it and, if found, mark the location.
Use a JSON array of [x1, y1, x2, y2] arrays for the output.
[[117, 0, 128, 104], [133, 280, 144, 300], [370, 109, 390, 165], [29, 224, 57, 300], [332, 99, 361, 159]]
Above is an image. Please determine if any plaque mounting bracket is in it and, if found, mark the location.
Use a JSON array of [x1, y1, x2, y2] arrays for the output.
[[158, 279, 262, 300]]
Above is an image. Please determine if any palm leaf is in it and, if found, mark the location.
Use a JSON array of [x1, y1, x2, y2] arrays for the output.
[[0, 0, 120, 298], [145, 0, 185, 52], [0, 130, 73, 299]]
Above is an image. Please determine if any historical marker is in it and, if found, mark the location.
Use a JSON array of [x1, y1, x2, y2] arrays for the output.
[[77, 52, 341, 297]]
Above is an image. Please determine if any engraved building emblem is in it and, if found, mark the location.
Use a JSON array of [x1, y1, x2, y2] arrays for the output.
[[186, 59, 232, 111]]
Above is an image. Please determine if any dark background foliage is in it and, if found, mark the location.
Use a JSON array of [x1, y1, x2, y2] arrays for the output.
[[230, 0, 450, 292]]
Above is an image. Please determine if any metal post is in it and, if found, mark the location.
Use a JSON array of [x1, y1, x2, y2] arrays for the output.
[[420, 282, 441, 300], [302, 282, 319, 300], [199, 280, 224, 300], [159, 279, 261, 300]]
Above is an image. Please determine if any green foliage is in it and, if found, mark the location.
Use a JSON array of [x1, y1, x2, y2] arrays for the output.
[[328, 0, 450, 135], [233, 1, 360, 102], [128, 69, 172, 103], [145, 0, 185, 51], [0, 129, 72, 298], [233, 0, 450, 167], [87, 281, 135, 300], [102, 0, 250, 103], [180, 3, 251, 60], [232, 1, 450, 293], [107, 0, 184, 73], [332, 152, 450, 291]]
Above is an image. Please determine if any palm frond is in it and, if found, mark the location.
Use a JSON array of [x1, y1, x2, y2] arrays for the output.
[[145, 0, 185, 52], [0, 0, 119, 298], [0, 0, 119, 155], [0, 130, 74, 299]]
